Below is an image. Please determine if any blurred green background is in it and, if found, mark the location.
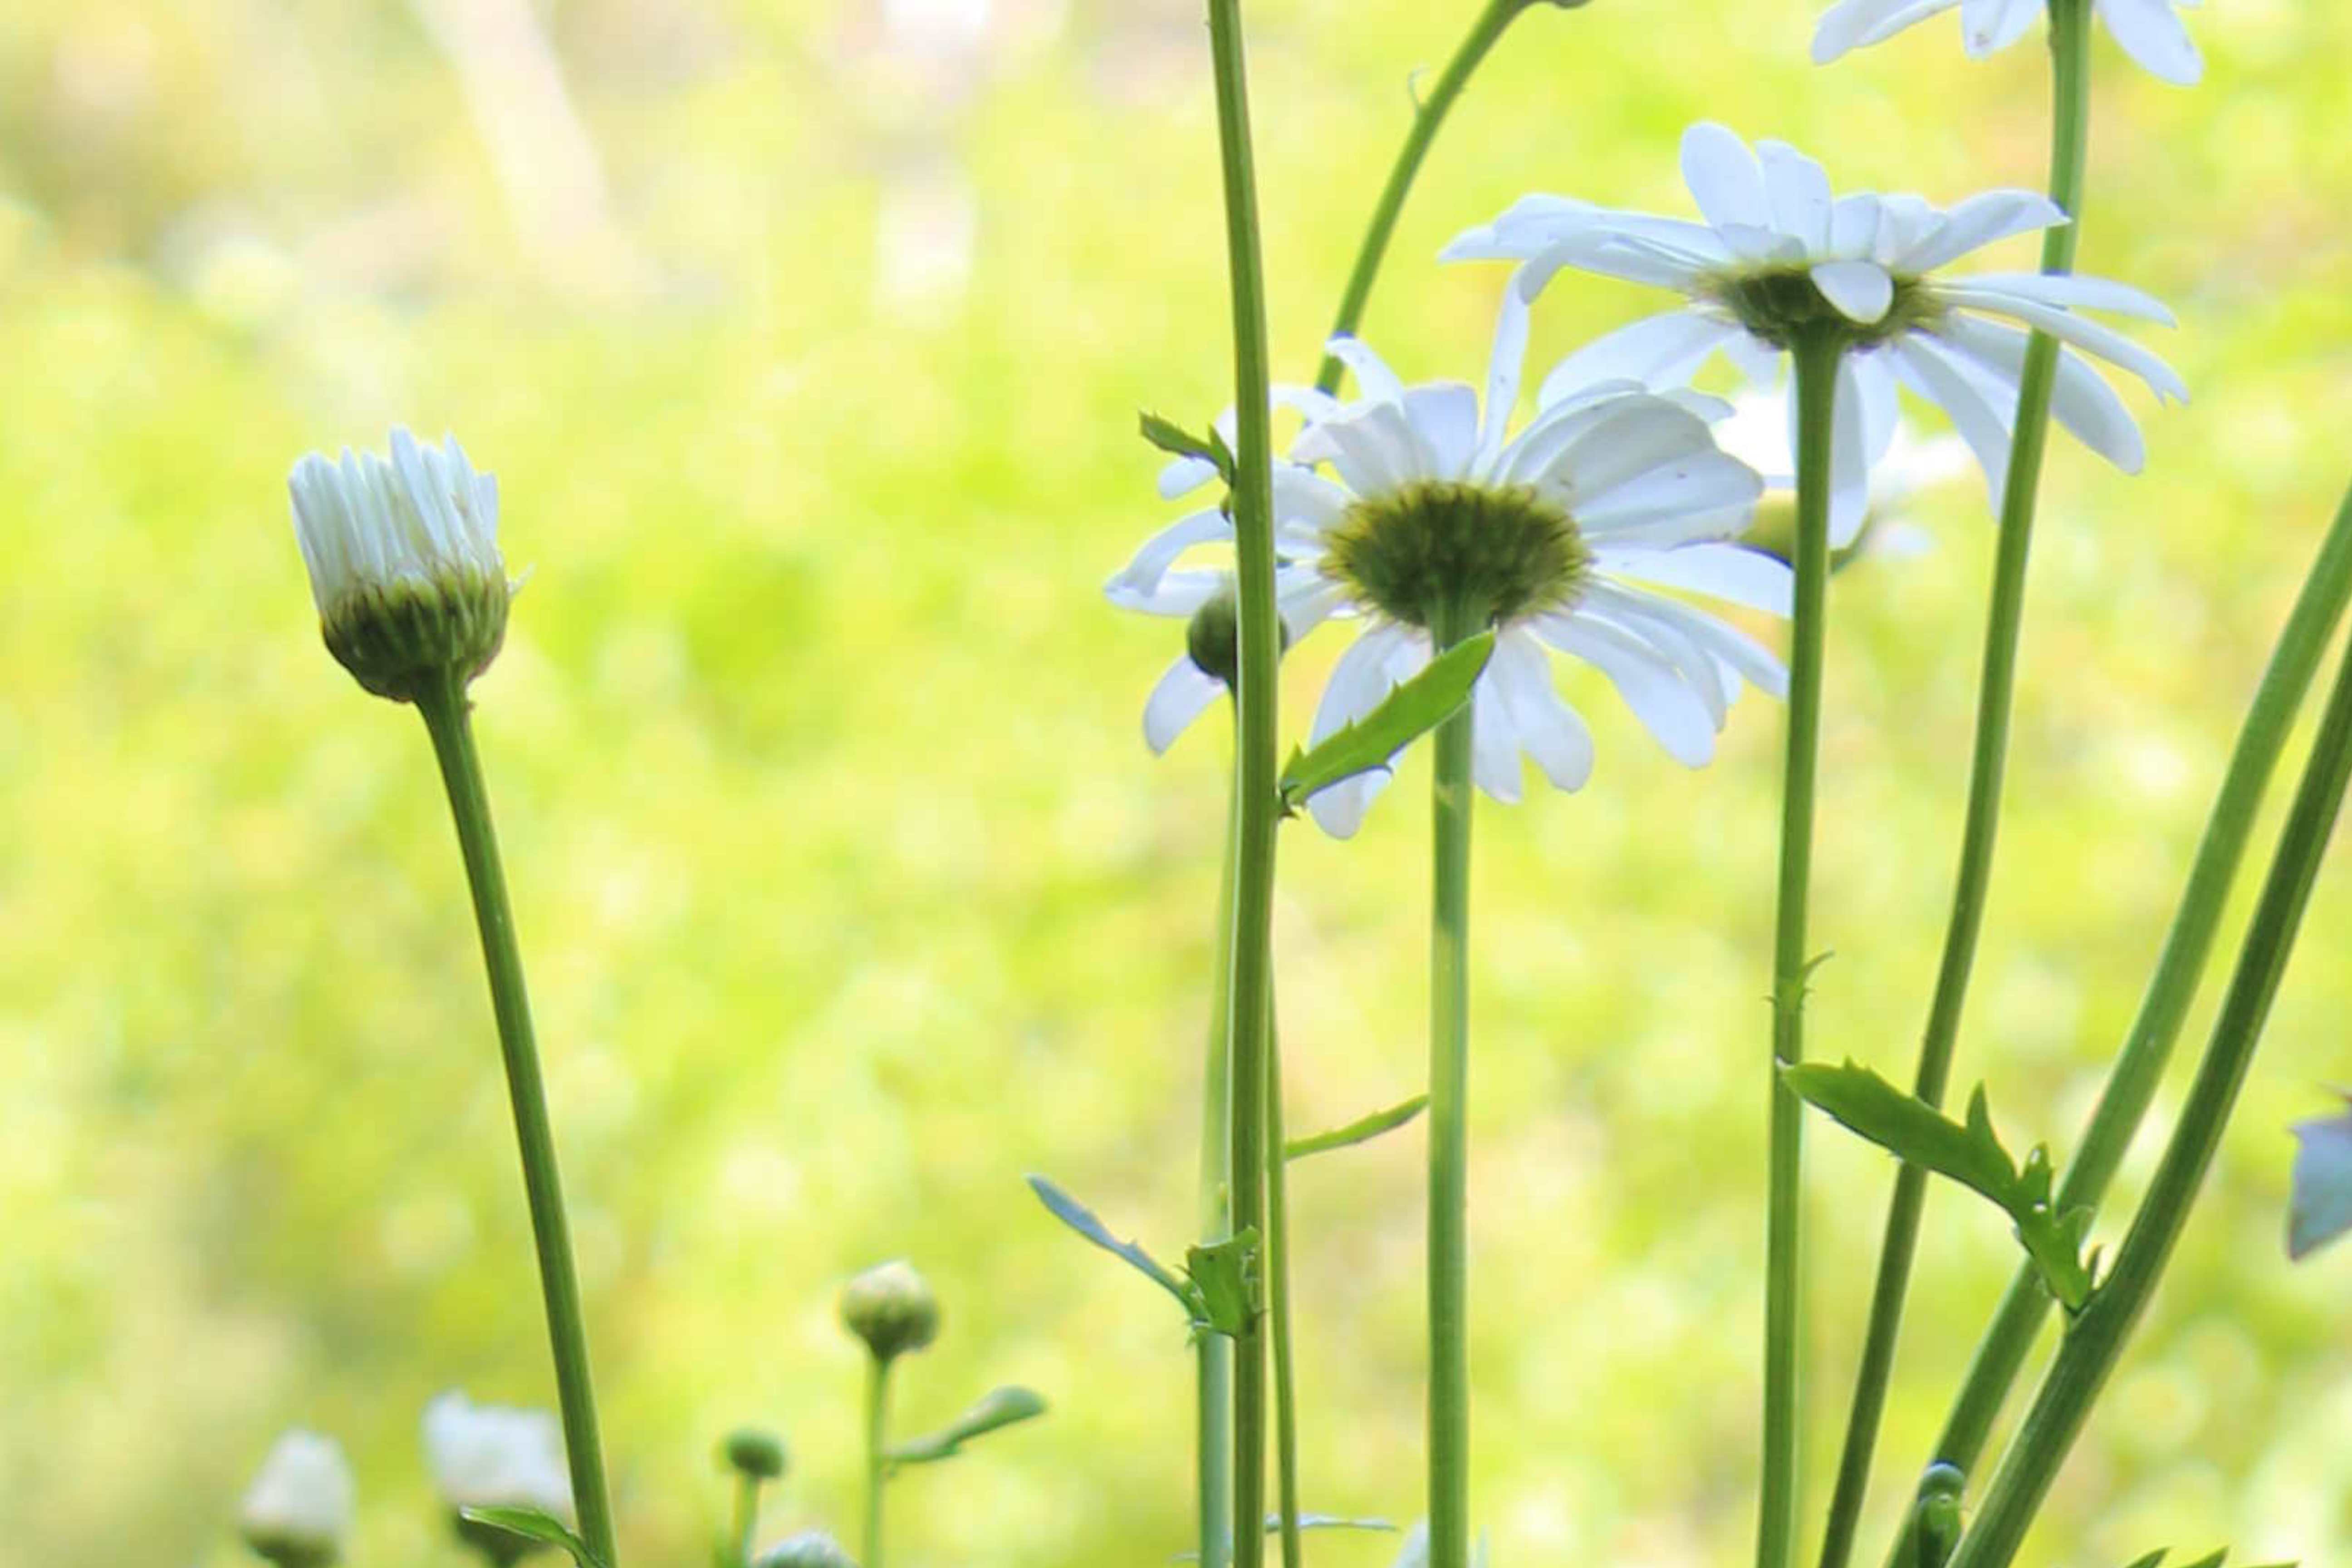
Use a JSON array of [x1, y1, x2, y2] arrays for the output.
[[5, 0, 2352, 1564]]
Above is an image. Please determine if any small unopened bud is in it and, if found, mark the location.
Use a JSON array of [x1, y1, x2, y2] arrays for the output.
[[239, 1430, 354, 1568], [423, 1391, 574, 1566], [753, 1529, 859, 1568], [289, 428, 511, 704], [1913, 1462, 1965, 1568], [1184, 587, 1290, 691], [723, 1427, 788, 1482], [838, 1259, 939, 1365]]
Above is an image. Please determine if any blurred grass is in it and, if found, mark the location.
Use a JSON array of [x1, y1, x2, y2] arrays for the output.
[[3, 0, 2352, 1564]]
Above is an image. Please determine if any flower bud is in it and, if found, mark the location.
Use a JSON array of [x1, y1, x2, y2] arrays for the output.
[[239, 1430, 354, 1568], [289, 428, 511, 704], [423, 1391, 574, 1564], [753, 1529, 859, 1568], [722, 1426, 788, 1482], [838, 1259, 939, 1365], [1183, 586, 1290, 691]]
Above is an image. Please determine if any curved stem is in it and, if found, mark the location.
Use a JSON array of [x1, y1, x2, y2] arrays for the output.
[[1888, 475, 2352, 1566], [1201, 1, 1282, 1563], [1762, 331, 1843, 1568], [1426, 595, 1481, 1568], [862, 1357, 892, 1568], [1314, 0, 1532, 393], [1266, 1004, 1303, 1568], [1199, 755, 1241, 1568], [1815, 9, 2092, 1567], [1945, 566, 2352, 1568], [416, 682, 619, 1568]]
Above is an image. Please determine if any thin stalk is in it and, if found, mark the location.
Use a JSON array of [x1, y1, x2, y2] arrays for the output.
[[1200, 757, 1242, 1568], [1314, 0, 1532, 394], [1267, 1004, 1303, 1568], [730, 1475, 759, 1568], [1888, 475, 2352, 1567], [862, 1357, 891, 1568], [1201, 0, 1283, 1563], [1944, 605, 2352, 1568], [1426, 593, 1481, 1568], [1813, 7, 2092, 1565], [416, 681, 619, 1568], [1762, 331, 1843, 1568]]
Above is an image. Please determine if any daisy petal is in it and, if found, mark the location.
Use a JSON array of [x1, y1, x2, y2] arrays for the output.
[[1537, 311, 1740, 403], [1811, 259, 1896, 324], [1891, 333, 2018, 507], [1945, 272, 2176, 325], [1106, 508, 1230, 606], [1538, 612, 1719, 766], [1470, 674, 1524, 804], [1144, 658, 1224, 754], [1961, 0, 2044, 55], [1304, 625, 1413, 838], [1895, 190, 2068, 273], [1759, 141, 1834, 252], [1325, 336, 1407, 403], [1601, 541, 1795, 615], [1490, 630, 1594, 791], [2098, 0, 2203, 84], [1936, 314, 2147, 472], [1680, 123, 1772, 234], [1813, 0, 1963, 59], [1950, 292, 2189, 403]]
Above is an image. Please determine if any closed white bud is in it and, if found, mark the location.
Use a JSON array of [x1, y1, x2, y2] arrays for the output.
[[423, 1391, 574, 1563], [239, 1429, 353, 1568], [754, 1529, 860, 1568]]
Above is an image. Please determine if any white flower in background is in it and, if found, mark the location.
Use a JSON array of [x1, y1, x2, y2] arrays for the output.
[[239, 1430, 355, 1568], [755, 1530, 862, 1568], [1444, 123, 2185, 538], [1813, 0, 2202, 86], [1713, 386, 1970, 553], [423, 1391, 575, 1520], [289, 428, 511, 702], [1271, 287, 1788, 837]]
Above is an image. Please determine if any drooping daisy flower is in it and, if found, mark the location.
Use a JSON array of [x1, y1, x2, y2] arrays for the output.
[[1813, 0, 2202, 86], [289, 428, 511, 703], [1443, 124, 2186, 539], [1277, 287, 1789, 838], [423, 1391, 575, 1522], [239, 1430, 355, 1568]]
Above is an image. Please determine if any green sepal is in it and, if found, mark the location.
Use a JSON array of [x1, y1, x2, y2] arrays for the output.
[[1285, 1094, 1428, 1161], [1183, 1228, 1260, 1338], [1782, 1061, 2097, 1312], [1279, 633, 1494, 813], [887, 1386, 1047, 1467], [459, 1506, 606, 1568]]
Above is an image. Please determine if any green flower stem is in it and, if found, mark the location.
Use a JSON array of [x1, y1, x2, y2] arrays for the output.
[[1814, 9, 2092, 1568], [1202, 0, 1283, 1562], [1762, 331, 1843, 1568], [1426, 593, 1482, 1568], [1199, 755, 1241, 1568], [415, 680, 619, 1568], [730, 1475, 759, 1568], [1886, 475, 2352, 1568], [1944, 574, 2352, 1568], [1266, 1001, 1303, 1568], [862, 1357, 892, 1568], [1313, 0, 1535, 395]]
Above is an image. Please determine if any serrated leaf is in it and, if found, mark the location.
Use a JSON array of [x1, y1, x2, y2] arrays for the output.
[[1784, 1061, 2096, 1312], [1140, 412, 1227, 474], [2289, 1098, 2352, 1259], [459, 1506, 603, 1568], [887, 1385, 1047, 1467], [1184, 1228, 1259, 1338], [1027, 1175, 1199, 1315], [1286, 1095, 1428, 1161], [1279, 634, 1494, 811]]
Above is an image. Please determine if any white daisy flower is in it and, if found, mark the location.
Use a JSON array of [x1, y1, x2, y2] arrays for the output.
[[1714, 385, 1970, 553], [239, 1430, 355, 1568], [1276, 287, 1790, 838], [1442, 123, 2186, 541], [1813, 0, 2203, 86], [422, 1391, 575, 1521], [288, 427, 511, 702]]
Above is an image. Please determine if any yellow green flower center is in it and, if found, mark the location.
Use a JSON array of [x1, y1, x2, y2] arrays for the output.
[[1702, 265, 1940, 350], [1323, 480, 1591, 631]]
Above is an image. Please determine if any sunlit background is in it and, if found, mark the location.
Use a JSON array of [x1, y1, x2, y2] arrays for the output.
[[5, 0, 2352, 1563]]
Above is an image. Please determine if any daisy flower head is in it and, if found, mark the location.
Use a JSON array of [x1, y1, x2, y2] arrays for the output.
[[1813, 0, 2203, 86], [1276, 284, 1791, 838], [239, 1430, 355, 1568], [1443, 124, 2187, 540]]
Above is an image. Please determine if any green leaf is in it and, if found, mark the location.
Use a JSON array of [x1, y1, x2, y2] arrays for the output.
[[1027, 1175, 1200, 1316], [1783, 1061, 2097, 1312], [887, 1385, 1048, 1467], [1171, 1515, 1398, 1562], [1285, 1094, 1428, 1161], [2289, 1098, 2352, 1259], [1279, 633, 1494, 812], [2120, 1554, 2169, 1568], [459, 1506, 604, 1568], [1183, 1228, 1260, 1338], [1139, 412, 1233, 485]]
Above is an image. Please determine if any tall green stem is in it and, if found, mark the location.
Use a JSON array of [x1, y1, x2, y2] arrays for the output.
[[1266, 1007, 1303, 1568], [862, 1357, 891, 1568], [1944, 599, 2352, 1568], [1200, 758, 1241, 1568], [1887, 476, 2352, 1567], [416, 682, 619, 1568], [1201, 0, 1282, 1563], [1814, 10, 2091, 1568], [1314, 0, 1532, 394], [1426, 594, 1481, 1568], [1762, 332, 1843, 1568], [730, 1475, 759, 1568]]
